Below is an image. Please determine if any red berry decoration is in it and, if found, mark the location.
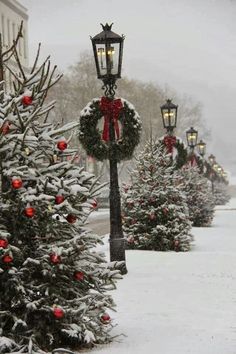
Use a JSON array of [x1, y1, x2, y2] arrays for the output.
[[0, 239, 8, 248], [12, 177, 23, 189], [74, 271, 84, 281], [24, 206, 36, 218], [50, 253, 61, 264], [1, 121, 11, 135], [66, 214, 77, 224], [57, 140, 68, 151], [149, 212, 156, 221], [53, 306, 64, 319], [163, 207, 168, 215], [2, 255, 13, 263], [55, 195, 65, 205], [91, 199, 98, 209], [100, 313, 111, 324], [22, 95, 33, 106]]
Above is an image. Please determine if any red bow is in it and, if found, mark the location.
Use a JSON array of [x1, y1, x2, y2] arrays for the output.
[[189, 154, 197, 167], [163, 135, 177, 153], [100, 97, 123, 142]]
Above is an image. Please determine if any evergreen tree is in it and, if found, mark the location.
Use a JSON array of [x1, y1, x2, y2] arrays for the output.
[[213, 182, 231, 205], [122, 140, 193, 252], [178, 165, 215, 227], [0, 46, 121, 353]]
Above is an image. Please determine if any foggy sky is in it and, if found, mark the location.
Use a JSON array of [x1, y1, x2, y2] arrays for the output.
[[20, 0, 236, 176]]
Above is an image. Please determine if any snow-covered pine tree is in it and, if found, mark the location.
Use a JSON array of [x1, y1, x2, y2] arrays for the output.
[[122, 140, 193, 252], [213, 182, 231, 205], [177, 165, 215, 227], [0, 43, 121, 353]]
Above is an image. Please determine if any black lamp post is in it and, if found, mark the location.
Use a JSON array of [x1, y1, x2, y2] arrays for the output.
[[208, 154, 215, 165], [197, 139, 206, 173], [197, 139, 206, 157], [186, 127, 198, 150], [186, 127, 198, 166], [91, 23, 127, 274], [160, 99, 178, 135]]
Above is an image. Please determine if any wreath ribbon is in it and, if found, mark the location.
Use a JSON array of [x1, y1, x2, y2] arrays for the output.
[[100, 96, 123, 142], [163, 135, 177, 153]]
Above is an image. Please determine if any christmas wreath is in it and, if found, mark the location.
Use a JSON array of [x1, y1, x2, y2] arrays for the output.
[[160, 135, 188, 169], [78, 97, 141, 162]]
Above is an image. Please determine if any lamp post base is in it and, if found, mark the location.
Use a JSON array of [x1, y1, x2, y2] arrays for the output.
[[109, 237, 127, 274]]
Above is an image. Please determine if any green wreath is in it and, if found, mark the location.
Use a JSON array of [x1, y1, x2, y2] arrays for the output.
[[78, 97, 141, 162], [175, 140, 188, 169]]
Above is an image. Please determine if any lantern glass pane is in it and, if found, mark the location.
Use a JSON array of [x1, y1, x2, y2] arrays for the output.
[[96, 44, 106, 76], [106, 42, 119, 75], [187, 133, 197, 147], [162, 108, 176, 128]]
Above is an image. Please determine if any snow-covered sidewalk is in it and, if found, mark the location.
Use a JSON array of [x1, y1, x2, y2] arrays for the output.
[[91, 198, 236, 354]]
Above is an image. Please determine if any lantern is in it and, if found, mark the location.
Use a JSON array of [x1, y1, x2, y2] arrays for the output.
[[186, 127, 198, 148], [160, 99, 178, 133], [197, 139, 206, 156], [208, 154, 215, 165], [91, 23, 124, 86]]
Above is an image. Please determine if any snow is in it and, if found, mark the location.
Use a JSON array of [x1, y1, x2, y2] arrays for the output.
[[88, 198, 236, 354]]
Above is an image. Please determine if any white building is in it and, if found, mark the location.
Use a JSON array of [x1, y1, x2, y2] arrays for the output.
[[0, 0, 29, 90]]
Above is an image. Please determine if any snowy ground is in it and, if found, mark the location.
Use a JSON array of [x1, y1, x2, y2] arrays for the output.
[[86, 198, 236, 354]]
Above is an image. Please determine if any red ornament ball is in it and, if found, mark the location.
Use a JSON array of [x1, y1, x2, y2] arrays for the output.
[[12, 177, 23, 189], [53, 306, 64, 319], [24, 206, 36, 218], [50, 253, 61, 264], [149, 212, 156, 220], [55, 195, 65, 205], [100, 313, 111, 324], [174, 240, 180, 247], [163, 207, 168, 215], [22, 95, 33, 106], [2, 254, 13, 263], [0, 239, 8, 249], [1, 121, 11, 135], [91, 199, 98, 209], [74, 271, 84, 281], [57, 140, 68, 151], [66, 214, 77, 224]]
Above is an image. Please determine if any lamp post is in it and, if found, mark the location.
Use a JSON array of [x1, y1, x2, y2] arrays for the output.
[[208, 154, 216, 193], [160, 99, 178, 135], [197, 139, 206, 173], [91, 23, 127, 274], [208, 154, 215, 165], [197, 139, 206, 157], [186, 127, 198, 166]]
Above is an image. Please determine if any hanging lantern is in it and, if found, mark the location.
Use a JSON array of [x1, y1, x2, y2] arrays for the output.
[[186, 127, 198, 148], [160, 99, 178, 134], [197, 139, 206, 156], [91, 23, 124, 86], [208, 154, 215, 165]]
